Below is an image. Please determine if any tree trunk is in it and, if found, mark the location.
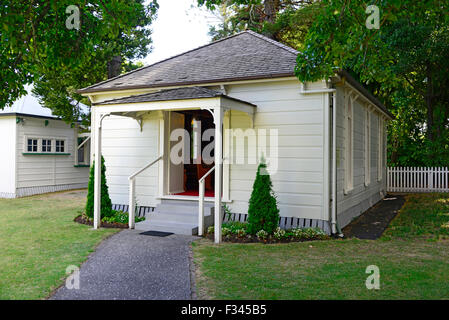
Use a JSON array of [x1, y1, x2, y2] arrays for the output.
[[107, 56, 122, 79], [264, 0, 276, 24]]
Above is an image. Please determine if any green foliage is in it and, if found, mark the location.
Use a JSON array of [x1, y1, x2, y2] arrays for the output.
[[247, 161, 280, 234], [102, 210, 145, 224], [85, 156, 113, 219], [293, 0, 449, 166], [0, 1, 159, 123]]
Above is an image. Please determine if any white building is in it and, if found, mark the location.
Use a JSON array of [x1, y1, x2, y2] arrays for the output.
[[0, 87, 90, 198], [79, 31, 393, 241]]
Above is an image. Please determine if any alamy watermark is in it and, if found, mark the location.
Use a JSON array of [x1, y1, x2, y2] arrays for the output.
[[365, 265, 380, 290], [66, 5, 80, 30], [65, 265, 80, 290], [365, 5, 380, 29]]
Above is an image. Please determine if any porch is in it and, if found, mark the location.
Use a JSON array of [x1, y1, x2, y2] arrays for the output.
[[91, 87, 256, 243]]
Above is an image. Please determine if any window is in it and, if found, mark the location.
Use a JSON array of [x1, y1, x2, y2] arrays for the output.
[[364, 108, 371, 186], [27, 139, 38, 152], [77, 145, 85, 163], [56, 140, 65, 153], [345, 94, 354, 192], [42, 139, 52, 153], [378, 117, 383, 181]]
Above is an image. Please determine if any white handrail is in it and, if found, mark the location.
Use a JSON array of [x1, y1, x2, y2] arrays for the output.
[[128, 155, 163, 229], [129, 156, 163, 180], [198, 165, 215, 236]]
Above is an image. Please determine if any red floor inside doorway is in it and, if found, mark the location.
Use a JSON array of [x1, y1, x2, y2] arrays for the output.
[[174, 190, 215, 197]]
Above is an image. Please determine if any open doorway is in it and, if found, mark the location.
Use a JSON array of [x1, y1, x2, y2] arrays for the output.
[[168, 110, 215, 197]]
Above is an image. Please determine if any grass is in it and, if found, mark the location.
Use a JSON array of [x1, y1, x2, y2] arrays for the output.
[[193, 193, 449, 300], [0, 190, 119, 300]]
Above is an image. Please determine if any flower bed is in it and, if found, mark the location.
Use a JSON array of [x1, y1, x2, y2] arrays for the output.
[[74, 211, 145, 229], [205, 221, 329, 243]]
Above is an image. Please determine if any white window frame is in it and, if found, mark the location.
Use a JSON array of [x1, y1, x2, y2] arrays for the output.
[[364, 107, 371, 186], [25, 137, 39, 153], [42, 139, 52, 153], [23, 136, 68, 154], [55, 139, 67, 153], [344, 91, 354, 193], [378, 116, 383, 181]]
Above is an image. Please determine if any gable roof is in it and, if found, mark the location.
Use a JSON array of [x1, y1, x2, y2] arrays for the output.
[[78, 30, 298, 94], [0, 85, 90, 120], [94, 86, 256, 107]]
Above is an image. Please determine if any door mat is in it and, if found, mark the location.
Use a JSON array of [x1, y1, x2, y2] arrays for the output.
[[139, 230, 174, 237]]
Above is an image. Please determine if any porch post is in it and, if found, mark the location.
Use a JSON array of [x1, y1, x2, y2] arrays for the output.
[[93, 113, 109, 229], [214, 108, 223, 244]]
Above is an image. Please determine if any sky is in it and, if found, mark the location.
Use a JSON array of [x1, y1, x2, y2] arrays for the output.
[[143, 0, 219, 65]]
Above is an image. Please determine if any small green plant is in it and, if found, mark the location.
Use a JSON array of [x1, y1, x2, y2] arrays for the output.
[[247, 159, 280, 235], [207, 226, 214, 234], [222, 227, 231, 236], [102, 210, 145, 224], [274, 227, 286, 240], [236, 228, 246, 237], [256, 229, 268, 240], [223, 204, 232, 221], [85, 156, 113, 219]]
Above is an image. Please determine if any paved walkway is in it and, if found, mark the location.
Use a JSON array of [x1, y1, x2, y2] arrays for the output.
[[342, 194, 405, 240], [50, 230, 197, 300]]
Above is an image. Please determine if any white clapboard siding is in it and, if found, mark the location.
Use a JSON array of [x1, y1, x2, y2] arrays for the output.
[[387, 167, 449, 192]]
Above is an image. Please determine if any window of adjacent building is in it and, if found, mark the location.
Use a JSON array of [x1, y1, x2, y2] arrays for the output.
[[345, 94, 354, 192], [42, 139, 52, 153], [27, 139, 38, 152], [378, 117, 383, 181], [364, 108, 371, 186], [56, 140, 65, 153]]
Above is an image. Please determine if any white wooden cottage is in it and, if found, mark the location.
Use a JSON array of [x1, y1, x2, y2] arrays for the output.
[[78, 31, 393, 242], [0, 87, 90, 198]]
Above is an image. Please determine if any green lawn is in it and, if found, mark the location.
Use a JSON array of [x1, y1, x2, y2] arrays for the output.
[[0, 190, 119, 299], [193, 193, 449, 299]]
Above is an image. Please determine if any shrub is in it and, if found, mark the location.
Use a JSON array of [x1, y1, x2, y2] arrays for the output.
[[247, 160, 280, 235], [256, 229, 268, 240], [85, 156, 113, 219], [291, 227, 328, 240], [236, 228, 246, 237], [102, 210, 145, 224], [222, 221, 248, 234], [274, 227, 286, 240], [207, 226, 214, 234]]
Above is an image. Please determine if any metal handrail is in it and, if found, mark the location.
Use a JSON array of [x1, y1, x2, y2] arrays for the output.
[[128, 155, 163, 229]]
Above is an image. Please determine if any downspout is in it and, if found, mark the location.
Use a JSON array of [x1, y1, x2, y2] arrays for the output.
[[300, 82, 340, 235]]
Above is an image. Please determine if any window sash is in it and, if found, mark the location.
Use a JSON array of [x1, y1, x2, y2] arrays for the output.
[[378, 117, 383, 181], [345, 94, 354, 192]]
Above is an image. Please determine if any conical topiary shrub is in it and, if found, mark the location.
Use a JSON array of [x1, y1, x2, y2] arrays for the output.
[[246, 160, 280, 235], [85, 155, 112, 219]]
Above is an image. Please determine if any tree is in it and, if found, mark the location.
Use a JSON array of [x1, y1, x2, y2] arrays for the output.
[[294, 0, 449, 166], [85, 156, 112, 219], [1, 0, 159, 123], [197, 0, 315, 41], [247, 160, 280, 234]]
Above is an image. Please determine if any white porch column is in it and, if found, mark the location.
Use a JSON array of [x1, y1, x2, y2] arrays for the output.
[[214, 108, 223, 244], [93, 113, 109, 229]]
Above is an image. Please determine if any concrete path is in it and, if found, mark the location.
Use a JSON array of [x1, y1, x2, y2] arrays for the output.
[[50, 230, 197, 300]]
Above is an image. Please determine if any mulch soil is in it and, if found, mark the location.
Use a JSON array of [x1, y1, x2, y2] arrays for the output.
[[342, 194, 406, 240], [74, 215, 129, 229]]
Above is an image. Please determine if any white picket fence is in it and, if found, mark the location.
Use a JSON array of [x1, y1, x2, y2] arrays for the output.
[[387, 167, 449, 192]]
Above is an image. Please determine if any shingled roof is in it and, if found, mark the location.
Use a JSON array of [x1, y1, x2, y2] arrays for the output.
[[78, 30, 298, 94], [94, 86, 256, 107]]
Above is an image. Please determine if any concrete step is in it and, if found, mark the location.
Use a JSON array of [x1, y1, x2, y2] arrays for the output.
[[155, 203, 214, 215], [135, 220, 199, 235], [146, 211, 214, 225]]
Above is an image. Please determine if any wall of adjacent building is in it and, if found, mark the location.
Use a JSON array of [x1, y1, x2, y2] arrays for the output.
[[14, 116, 89, 197], [0, 117, 17, 198]]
